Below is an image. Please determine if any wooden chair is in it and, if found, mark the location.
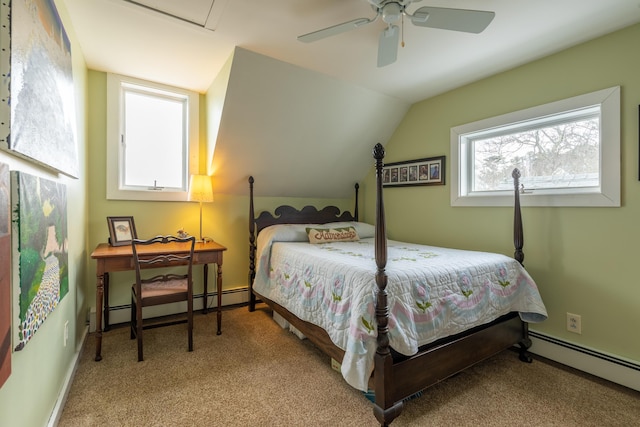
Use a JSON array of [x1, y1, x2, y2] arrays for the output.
[[130, 235, 195, 361]]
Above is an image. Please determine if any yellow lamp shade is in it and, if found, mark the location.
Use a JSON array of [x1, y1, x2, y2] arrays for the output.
[[188, 174, 214, 203]]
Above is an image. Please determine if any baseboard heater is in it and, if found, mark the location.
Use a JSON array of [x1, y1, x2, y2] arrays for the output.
[[529, 330, 640, 392], [89, 287, 249, 331]]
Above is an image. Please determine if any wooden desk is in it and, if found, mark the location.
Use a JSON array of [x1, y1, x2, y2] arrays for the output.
[[91, 240, 227, 361]]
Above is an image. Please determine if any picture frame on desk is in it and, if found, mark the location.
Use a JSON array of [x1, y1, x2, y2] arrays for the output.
[[107, 216, 137, 246]]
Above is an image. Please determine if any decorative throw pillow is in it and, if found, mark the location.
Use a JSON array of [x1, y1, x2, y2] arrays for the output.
[[306, 226, 360, 244]]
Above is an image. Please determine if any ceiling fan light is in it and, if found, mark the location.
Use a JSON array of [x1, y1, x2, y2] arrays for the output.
[[382, 2, 402, 24]]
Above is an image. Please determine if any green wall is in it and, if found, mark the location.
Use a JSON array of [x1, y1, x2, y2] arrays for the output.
[[86, 69, 353, 316], [0, 1, 89, 426], [361, 23, 640, 363], [2, 8, 637, 426]]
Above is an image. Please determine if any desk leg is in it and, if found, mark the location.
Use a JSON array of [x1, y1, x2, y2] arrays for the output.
[[95, 273, 104, 361], [217, 262, 222, 335], [103, 272, 110, 331], [202, 264, 209, 314]]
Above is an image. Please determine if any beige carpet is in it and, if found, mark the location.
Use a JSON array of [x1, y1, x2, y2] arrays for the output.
[[59, 306, 640, 426]]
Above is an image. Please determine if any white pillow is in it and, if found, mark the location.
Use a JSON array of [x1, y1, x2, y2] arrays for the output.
[[258, 222, 375, 242]]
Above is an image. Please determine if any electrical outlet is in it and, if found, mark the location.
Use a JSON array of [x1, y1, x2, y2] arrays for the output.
[[566, 313, 581, 334], [64, 321, 69, 347]]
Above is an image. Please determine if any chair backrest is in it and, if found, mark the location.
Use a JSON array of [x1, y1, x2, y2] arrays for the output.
[[131, 235, 196, 289]]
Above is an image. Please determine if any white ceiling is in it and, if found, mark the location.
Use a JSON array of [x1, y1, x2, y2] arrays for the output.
[[63, 0, 640, 104], [61, 0, 640, 199]]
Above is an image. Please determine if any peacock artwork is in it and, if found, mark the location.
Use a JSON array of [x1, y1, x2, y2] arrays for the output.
[[11, 171, 68, 351]]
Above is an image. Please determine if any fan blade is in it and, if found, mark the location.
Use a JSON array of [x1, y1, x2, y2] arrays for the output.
[[377, 25, 399, 67], [298, 17, 375, 43], [410, 7, 495, 34]]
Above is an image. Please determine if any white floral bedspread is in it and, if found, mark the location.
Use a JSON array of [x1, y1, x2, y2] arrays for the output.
[[253, 223, 547, 391]]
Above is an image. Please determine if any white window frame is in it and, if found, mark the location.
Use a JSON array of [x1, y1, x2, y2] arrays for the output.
[[106, 73, 199, 201], [450, 86, 620, 207]]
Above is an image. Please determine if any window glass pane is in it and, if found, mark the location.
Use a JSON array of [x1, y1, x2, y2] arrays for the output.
[[107, 73, 199, 201], [450, 86, 619, 207], [123, 89, 185, 189], [470, 111, 600, 192]]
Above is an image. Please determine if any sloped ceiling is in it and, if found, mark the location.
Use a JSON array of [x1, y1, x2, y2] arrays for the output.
[[64, 0, 640, 103], [208, 48, 409, 198], [61, 0, 640, 198]]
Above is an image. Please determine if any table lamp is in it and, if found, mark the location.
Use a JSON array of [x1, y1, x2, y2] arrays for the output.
[[188, 174, 214, 242]]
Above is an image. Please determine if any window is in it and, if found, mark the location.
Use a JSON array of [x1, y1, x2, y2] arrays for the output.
[[450, 86, 620, 207], [107, 74, 199, 201]]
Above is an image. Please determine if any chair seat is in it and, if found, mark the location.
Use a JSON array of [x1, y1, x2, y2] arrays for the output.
[[140, 278, 188, 299]]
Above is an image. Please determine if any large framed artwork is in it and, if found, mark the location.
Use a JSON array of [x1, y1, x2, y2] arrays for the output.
[[0, 1, 9, 149], [0, 162, 10, 388], [11, 172, 68, 351], [0, 0, 78, 178]]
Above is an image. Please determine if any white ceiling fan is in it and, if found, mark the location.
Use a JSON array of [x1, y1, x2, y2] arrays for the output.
[[298, 0, 495, 67]]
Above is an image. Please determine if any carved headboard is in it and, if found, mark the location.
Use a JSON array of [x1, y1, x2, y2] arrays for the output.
[[247, 176, 360, 306]]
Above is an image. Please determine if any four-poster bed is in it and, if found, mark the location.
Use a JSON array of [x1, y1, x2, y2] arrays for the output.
[[247, 143, 546, 426]]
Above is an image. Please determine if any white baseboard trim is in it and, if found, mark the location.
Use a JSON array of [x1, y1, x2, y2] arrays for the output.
[[89, 287, 249, 332], [529, 331, 640, 392], [48, 325, 89, 427]]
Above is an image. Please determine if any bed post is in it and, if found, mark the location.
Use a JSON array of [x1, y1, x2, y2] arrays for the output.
[[372, 143, 403, 426], [512, 169, 524, 265], [512, 168, 533, 362], [248, 176, 256, 312], [354, 183, 360, 222]]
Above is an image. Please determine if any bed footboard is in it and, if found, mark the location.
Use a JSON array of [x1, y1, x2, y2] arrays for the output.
[[370, 143, 530, 426], [247, 144, 531, 427]]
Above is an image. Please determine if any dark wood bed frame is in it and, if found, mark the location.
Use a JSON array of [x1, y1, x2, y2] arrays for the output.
[[248, 143, 532, 426]]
